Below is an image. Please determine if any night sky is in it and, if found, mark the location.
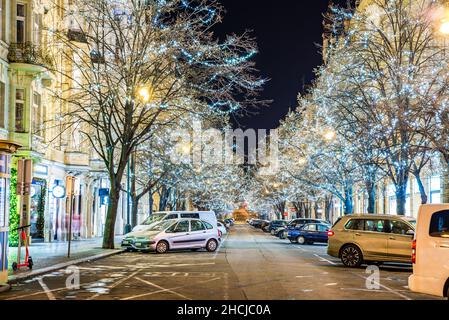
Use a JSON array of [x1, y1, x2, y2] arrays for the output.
[[213, 1, 348, 130]]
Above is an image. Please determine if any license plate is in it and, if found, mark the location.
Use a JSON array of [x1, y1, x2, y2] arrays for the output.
[[123, 241, 130, 245], [135, 242, 142, 246]]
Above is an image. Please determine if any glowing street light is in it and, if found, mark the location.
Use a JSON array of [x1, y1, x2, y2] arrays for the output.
[[440, 19, 449, 35], [323, 130, 337, 142], [137, 86, 153, 103]]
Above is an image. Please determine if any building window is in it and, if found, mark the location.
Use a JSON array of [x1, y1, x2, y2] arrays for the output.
[[34, 13, 40, 45], [0, 82, 4, 128], [32, 92, 43, 136], [15, 89, 25, 132], [16, 3, 26, 43], [429, 176, 441, 204]]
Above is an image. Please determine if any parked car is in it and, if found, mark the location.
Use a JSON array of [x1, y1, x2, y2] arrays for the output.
[[224, 218, 235, 227], [250, 219, 263, 228], [409, 205, 449, 299], [132, 211, 217, 233], [217, 222, 228, 236], [267, 220, 289, 235], [260, 220, 271, 231], [281, 218, 331, 239], [327, 214, 416, 268], [122, 219, 221, 254], [287, 223, 330, 245]]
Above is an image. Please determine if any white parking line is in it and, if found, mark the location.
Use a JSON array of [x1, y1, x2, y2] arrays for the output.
[[135, 277, 192, 300], [314, 254, 337, 265], [37, 277, 56, 300], [352, 273, 412, 300], [213, 233, 229, 260]]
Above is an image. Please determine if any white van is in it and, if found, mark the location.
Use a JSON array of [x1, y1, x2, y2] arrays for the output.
[[408, 205, 449, 298], [132, 211, 218, 233]]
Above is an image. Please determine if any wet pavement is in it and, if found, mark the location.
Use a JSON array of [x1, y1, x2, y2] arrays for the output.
[[0, 225, 444, 300]]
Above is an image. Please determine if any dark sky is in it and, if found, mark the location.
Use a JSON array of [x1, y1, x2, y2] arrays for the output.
[[213, 1, 347, 130]]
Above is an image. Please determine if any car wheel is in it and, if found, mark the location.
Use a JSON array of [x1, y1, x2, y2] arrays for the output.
[[156, 241, 169, 254], [206, 239, 218, 252], [340, 245, 363, 268], [297, 236, 306, 245]]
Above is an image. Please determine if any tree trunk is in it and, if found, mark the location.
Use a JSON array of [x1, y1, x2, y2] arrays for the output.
[[413, 172, 428, 205], [102, 181, 121, 249], [314, 202, 321, 219], [324, 196, 333, 222], [344, 186, 354, 215], [440, 155, 449, 203], [366, 179, 376, 214], [395, 182, 408, 216]]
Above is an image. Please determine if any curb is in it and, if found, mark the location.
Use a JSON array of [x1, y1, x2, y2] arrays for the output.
[[0, 284, 11, 293], [7, 249, 125, 284]]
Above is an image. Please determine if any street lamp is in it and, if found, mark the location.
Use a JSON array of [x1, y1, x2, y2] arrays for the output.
[[323, 130, 337, 142], [440, 19, 449, 35], [137, 86, 153, 103]]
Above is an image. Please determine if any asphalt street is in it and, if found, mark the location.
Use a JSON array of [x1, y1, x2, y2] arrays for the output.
[[0, 225, 443, 300]]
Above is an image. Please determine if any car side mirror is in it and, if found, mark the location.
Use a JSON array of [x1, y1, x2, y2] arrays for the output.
[[406, 230, 415, 236]]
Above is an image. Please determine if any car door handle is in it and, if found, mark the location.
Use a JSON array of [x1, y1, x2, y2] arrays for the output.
[[355, 233, 362, 237], [389, 237, 396, 240], [439, 244, 449, 249]]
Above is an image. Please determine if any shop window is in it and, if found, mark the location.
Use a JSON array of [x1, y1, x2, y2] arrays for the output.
[[0, 82, 4, 128], [16, 3, 26, 43], [15, 89, 25, 132]]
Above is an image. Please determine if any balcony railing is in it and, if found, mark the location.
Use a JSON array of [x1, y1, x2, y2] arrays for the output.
[[67, 29, 88, 43], [8, 42, 54, 69]]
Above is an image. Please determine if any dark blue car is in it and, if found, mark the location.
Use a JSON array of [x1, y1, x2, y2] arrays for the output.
[[287, 223, 331, 245]]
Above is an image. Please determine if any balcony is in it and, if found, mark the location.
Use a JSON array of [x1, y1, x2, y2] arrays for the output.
[[67, 29, 88, 43], [7, 42, 53, 69]]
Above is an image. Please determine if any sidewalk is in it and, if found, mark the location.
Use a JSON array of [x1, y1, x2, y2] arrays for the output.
[[7, 237, 124, 282]]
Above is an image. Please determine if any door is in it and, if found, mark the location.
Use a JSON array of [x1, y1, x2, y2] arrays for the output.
[[317, 224, 330, 243], [426, 210, 449, 282], [303, 224, 319, 241], [355, 219, 388, 260], [166, 220, 191, 249], [386, 220, 414, 261], [189, 220, 208, 248]]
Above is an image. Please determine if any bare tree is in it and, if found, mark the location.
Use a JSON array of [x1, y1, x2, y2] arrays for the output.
[[47, 0, 264, 248]]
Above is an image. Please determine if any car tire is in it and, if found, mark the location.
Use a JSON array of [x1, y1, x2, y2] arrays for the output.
[[156, 241, 169, 254], [340, 244, 363, 268], [297, 236, 306, 245], [206, 239, 218, 252]]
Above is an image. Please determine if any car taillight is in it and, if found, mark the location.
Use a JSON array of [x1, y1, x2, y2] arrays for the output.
[[411, 240, 417, 264], [327, 230, 335, 237], [218, 229, 222, 238]]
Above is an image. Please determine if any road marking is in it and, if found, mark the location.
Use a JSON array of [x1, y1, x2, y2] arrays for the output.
[[135, 277, 191, 300], [121, 277, 221, 300], [296, 276, 313, 279], [87, 269, 140, 300], [351, 273, 412, 300], [325, 283, 338, 286], [314, 254, 337, 265], [37, 277, 56, 301]]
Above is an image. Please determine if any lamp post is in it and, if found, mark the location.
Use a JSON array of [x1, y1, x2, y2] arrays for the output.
[[0, 140, 21, 289]]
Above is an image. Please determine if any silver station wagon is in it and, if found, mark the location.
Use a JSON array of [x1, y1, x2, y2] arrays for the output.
[[121, 218, 221, 254]]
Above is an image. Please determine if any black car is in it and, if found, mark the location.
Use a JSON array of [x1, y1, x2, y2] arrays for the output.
[[265, 220, 288, 234], [251, 219, 265, 229]]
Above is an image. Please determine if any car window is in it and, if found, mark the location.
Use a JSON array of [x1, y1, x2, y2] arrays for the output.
[[203, 221, 214, 230], [181, 213, 200, 219], [389, 220, 413, 235], [318, 224, 329, 232], [191, 220, 205, 232], [164, 214, 179, 220], [304, 224, 317, 231], [429, 210, 449, 238], [171, 221, 189, 233], [365, 220, 385, 233], [345, 219, 364, 231]]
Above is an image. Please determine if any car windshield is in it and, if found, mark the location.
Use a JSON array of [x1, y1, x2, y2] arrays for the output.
[[148, 220, 175, 232], [141, 214, 166, 226]]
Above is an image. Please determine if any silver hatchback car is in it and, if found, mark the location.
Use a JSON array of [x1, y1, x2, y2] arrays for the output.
[[121, 218, 221, 254]]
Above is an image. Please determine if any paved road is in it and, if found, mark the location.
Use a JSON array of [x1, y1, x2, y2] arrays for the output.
[[0, 225, 443, 300]]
